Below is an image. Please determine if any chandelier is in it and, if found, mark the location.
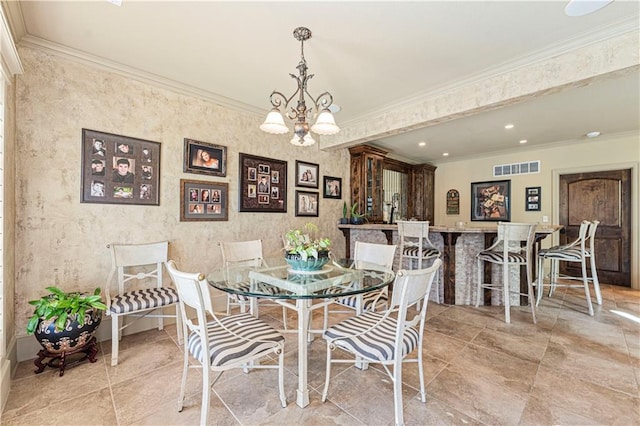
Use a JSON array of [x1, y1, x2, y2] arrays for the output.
[[260, 27, 340, 146]]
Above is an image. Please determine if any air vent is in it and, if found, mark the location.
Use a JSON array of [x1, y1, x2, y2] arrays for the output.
[[493, 161, 540, 177]]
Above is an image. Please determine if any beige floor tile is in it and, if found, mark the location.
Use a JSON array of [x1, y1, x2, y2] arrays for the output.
[[518, 395, 601, 426], [471, 328, 548, 363], [106, 337, 183, 385], [425, 315, 483, 342]]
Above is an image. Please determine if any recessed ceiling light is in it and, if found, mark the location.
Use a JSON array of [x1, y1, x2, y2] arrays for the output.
[[442, 152, 449, 157], [586, 131, 601, 138], [418, 142, 426, 147], [504, 124, 514, 129], [519, 139, 528, 144], [565, 0, 613, 16]]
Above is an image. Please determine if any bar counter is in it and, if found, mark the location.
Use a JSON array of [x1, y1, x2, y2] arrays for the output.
[[338, 223, 562, 305]]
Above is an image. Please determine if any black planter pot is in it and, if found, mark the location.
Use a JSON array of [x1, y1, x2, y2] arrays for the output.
[[350, 217, 365, 225], [339, 218, 349, 224], [34, 310, 102, 354]]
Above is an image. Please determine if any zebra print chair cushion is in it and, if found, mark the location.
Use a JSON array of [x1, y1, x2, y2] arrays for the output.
[[324, 311, 419, 361], [188, 313, 284, 367], [228, 281, 281, 303], [538, 247, 583, 261], [477, 251, 527, 263], [109, 287, 179, 314], [334, 291, 388, 311], [401, 246, 440, 258]]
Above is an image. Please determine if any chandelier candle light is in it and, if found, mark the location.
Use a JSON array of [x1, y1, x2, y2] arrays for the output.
[[260, 27, 340, 146]]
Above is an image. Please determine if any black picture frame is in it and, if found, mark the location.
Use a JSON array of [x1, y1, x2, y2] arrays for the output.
[[470, 179, 511, 222], [81, 128, 160, 205], [323, 176, 342, 199], [295, 190, 319, 217], [239, 153, 287, 213], [525, 186, 541, 211], [183, 138, 227, 177], [180, 179, 229, 221], [295, 160, 319, 188]]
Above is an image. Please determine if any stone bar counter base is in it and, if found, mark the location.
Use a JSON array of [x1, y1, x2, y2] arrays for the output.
[[338, 223, 560, 305]]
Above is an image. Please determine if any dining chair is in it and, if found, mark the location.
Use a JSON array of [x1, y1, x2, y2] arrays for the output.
[[475, 222, 537, 324], [105, 241, 182, 366], [535, 220, 602, 315], [396, 220, 442, 304], [322, 241, 396, 331], [322, 259, 442, 426], [165, 260, 286, 426], [218, 240, 288, 327]]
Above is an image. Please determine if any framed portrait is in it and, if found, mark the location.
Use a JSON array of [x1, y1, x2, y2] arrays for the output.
[[183, 138, 227, 177], [180, 179, 228, 221], [525, 186, 541, 211], [81, 128, 160, 205], [295, 160, 319, 188], [323, 176, 342, 199], [239, 153, 287, 213], [471, 180, 511, 222], [295, 190, 319, 217]]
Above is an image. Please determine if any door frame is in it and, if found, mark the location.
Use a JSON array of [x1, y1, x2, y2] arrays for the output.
[[553, 161, 639, 289]]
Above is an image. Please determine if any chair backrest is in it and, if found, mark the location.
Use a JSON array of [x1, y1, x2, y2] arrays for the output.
[[165, 260, 212, 355], [106, 241, 169, 301], [494, 222, 536, 260], [585, 220, 599, 255], [218, 240, 266, 268], [397, 220, 436, 249], [353, 241, 397, 271], [389, 258, 442, 331]]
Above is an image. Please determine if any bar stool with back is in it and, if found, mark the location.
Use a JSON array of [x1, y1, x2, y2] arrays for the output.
[[396, 220, 441, 303]]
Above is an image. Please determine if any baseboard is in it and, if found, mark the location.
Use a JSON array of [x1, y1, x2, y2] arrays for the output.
[[0, 354, 12, 418]]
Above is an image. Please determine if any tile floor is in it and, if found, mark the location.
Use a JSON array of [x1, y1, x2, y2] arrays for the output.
[[2, 283, 639, 425]]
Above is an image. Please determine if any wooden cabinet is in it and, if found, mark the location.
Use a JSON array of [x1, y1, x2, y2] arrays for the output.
[[349, 145, 387, 222], [349, 145, 436, 223]]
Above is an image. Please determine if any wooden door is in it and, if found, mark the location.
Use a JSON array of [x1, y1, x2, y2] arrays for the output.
[[559, 169, 631, 286]]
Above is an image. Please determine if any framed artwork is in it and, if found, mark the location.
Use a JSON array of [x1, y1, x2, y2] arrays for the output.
[[81, 128, 160, 205], [180, 179, 228, 221], [183, 138, 227, 177], [471, 179, 511, 222], [295, 160, 319, 188], [295, 190, 319, 217], [323, 176, 342, 199], [446, 189, 460, 215], [525, 186, 541, 211], [239, 153, 287, 213]]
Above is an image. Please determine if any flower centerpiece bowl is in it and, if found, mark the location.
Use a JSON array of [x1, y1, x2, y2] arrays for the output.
[[284, 223, 331, 272]]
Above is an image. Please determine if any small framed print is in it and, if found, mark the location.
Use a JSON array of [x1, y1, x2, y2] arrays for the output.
[[81, 128, 160, 205], [525, 186, 541, 211], [323, 176, 342, 199], [183, 138, 227, 177], [471, 179, 511, 222], [239, 153, 287, 213], [295, 190, 319, 217], [180, 179, 228, 221], [295, 160, 319, 188]]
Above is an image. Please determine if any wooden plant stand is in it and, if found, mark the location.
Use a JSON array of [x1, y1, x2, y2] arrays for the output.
[[33, 337, 98, 377]]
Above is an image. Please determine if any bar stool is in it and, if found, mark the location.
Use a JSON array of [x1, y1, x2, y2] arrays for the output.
[[476, 222, 537, 324], [397, 220, 441, 303], [535, 220, 602, 316]]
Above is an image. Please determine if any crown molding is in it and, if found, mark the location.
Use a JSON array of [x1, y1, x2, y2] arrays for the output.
[[19, 35, 264, 118]]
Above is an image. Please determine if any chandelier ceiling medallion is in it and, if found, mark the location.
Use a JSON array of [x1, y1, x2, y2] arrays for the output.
[[260, 27, 340, 147]]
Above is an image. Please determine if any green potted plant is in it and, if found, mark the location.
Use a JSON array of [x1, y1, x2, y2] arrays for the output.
[[284, 223, 332, 271], [27, 286, 107, 354], [340, 201, 349, 224], [350, 202, 367, 225]]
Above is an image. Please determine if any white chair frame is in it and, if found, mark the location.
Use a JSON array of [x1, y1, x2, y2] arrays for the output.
[[536, 220, 602, 315], [322, 259, 442, 426], [397, 220, 442, 303], [166, 260, 286, 426], [475, 222, 537, 324], [105, 241, 182, 366]]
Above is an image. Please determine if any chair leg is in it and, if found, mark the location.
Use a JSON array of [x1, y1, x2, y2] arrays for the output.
[[503, 264, 511, 324], [200, 365, 211, 426], [476, 258, 484, 308], [590, 255, 602, 305], [393, 359, 404, 426], [526, 260, 537, 324], [111, 315, 119, 366], [175, 304, 183, 345], [536, 256, 545, 307], [278, 349, 287, 407], [417, 344, 426, 403], [321, 344, 333, 402], [581, 258, 594, 316], [549, 260, 558, 297], [178, 340, 189, 412]]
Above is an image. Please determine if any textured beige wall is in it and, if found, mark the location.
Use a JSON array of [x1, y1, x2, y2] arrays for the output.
[[13, 47, 350, 336]]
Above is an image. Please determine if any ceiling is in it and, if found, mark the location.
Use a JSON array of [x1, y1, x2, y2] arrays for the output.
[[6, 1, 640, 164]]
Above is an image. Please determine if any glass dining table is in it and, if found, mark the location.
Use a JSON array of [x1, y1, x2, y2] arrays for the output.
[[207, 258, 395, 408]]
